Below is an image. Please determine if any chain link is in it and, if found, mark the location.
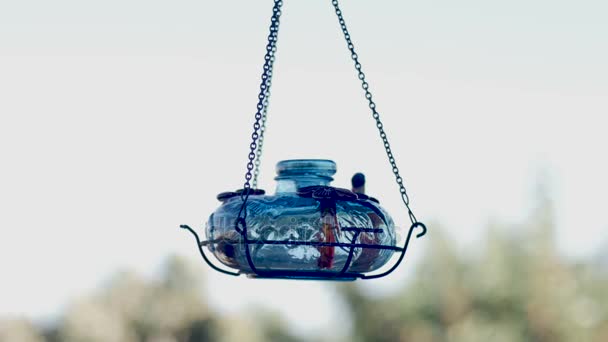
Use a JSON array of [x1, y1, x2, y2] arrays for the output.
[[241, 0, 283, 202], [252, 44, 277, 189], [331, 0, 418, 224]]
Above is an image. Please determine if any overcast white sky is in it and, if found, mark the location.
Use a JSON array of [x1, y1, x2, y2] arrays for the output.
[[1, 0, 607, 335]]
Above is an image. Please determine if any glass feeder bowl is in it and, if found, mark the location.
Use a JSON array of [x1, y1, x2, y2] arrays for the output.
[[201, 159, 410, 280]]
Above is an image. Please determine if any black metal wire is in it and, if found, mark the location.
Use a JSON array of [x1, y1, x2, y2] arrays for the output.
[[339, 230, 361, 274], [360, 222, 427, 279], [179, 225, 240, 277]]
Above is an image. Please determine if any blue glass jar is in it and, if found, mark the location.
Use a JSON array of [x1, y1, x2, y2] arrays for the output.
[[206, 159, 397, 276]]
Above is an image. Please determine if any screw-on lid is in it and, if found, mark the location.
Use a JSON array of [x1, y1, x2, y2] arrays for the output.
[[275, 159, 337, 180]]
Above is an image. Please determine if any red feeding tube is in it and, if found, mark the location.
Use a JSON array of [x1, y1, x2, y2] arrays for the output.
[[318, 205, 339, 269]]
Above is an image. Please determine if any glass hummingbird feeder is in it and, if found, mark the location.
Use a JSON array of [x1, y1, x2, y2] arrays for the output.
[[180, 0, 427, 281]]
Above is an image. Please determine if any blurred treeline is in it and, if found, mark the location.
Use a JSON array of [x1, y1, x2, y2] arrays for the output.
[[341, 193, 608, 342], [2, 194, 607, 342], [0, 257, 305, 342]]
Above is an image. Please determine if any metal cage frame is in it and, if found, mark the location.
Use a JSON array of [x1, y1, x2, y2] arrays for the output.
[[180, 220, 426, 281]]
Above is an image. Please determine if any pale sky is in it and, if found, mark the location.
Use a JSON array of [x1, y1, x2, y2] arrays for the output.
[[1, 0, 607, 335]]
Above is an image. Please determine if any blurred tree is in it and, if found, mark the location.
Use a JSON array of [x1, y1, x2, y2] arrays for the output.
[[0, 256, 302, 342], [57, 256, 216, 342], [0, 319, 44, 342], [338, 191, 608, 342]]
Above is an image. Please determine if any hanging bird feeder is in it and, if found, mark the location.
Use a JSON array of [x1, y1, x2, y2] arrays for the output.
[[180, 0, 426, 281]]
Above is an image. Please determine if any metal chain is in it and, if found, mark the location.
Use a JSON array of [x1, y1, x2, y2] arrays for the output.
[[252, 44, 277, 189], [239, 0, 283, 206], [240, 0, 419, 226], [331, 0, 418, 225]]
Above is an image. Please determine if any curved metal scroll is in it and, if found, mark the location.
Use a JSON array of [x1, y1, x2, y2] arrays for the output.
[[360, 222, 427, 280], [179, 225, 240, 277]]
